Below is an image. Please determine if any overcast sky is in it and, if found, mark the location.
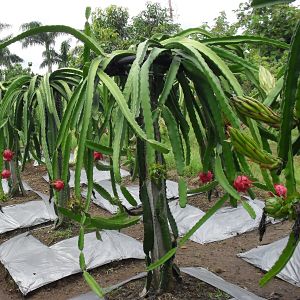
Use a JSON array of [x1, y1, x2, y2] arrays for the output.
[[0, 0, 299, 73]]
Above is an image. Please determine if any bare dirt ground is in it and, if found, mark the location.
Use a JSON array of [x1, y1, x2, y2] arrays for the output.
[[0, 162, 299, 300], [105, 273, 231, 300]]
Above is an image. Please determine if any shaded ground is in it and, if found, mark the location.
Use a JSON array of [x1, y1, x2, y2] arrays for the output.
[[106, 273, 231, 300], [0, 163, 299, 299]]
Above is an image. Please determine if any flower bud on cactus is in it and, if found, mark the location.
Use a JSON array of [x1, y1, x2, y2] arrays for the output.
[[1, 169, 11, 179], [233, 175, 252, 193], [199, 171, 213, 184], [274, 184, 287, 198], [93, 151, 103, 161], [52, 179, 64, 191], [3, 149, 14, 161]]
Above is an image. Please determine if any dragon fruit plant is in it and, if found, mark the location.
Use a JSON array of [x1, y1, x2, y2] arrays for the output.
[[0, 3, 297, 295]]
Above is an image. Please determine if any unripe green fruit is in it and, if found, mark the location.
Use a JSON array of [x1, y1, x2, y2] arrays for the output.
[[273, 204, 289, 219], [265, 197, 283, 216]]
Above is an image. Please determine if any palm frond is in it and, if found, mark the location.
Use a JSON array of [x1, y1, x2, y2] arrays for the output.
[[0, 23, 11, 32], [0, 48, 23, 67], [20, 21, 42, 31], [20, 21, 61, 48]]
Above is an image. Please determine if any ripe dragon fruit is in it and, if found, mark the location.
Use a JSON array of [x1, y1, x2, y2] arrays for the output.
[[3, 149, 14, 162], [274, 184, 287, 198], [198, 171, 213, 184], [93, 151, 104, 161], [52, 179, 64, 191], [1, 169, 11, 179], [233, 175, 252, 193]]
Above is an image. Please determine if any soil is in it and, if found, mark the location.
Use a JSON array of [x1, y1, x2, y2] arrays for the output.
[[106, 273, 231, 300], [0, 162, 299, 300], [1, 190, 40, 206]]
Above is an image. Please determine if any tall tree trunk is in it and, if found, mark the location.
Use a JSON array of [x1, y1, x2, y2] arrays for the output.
[[46, 43, 52, 73], [168, 0, 173, 19]]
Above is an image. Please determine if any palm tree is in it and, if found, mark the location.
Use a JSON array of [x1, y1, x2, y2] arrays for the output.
[[21, 21, 60, 72], [56, 39, 71, 68], [0, 48, 23, 68], [40, 48, 58, 69], [0, 23, 23, 79], [39, 39, 71, 69], [0, 23, 10, 31]]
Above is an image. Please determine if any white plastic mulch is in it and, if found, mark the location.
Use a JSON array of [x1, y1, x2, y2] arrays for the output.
[[0, 199, 56, 234], [2, 180, 32, 194], [83, 179, 179, 214], [0, 230, 145, 295], [0, 181, 57, 235], [238, 236, 300, 287], [169, 199, 266, 244]]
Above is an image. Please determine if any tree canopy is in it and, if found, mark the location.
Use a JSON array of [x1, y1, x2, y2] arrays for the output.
[[90, 2, 180, 53], [0, 23, 23, 71], [233, 1, 299, 68]]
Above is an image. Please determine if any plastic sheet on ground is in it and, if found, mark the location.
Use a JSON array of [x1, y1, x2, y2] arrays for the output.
[[2, 180, 32, 194], [43, 164, 130, 187], [70, 267, 265, 300], [34, 153, 73, 166], [0, 230, 145, 295], [238, 236, 300, 287], [182, 267, 265, 300], [169, 199, 265, 244], [0, 199, 56, 234], [83, 179, 179, 214]]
